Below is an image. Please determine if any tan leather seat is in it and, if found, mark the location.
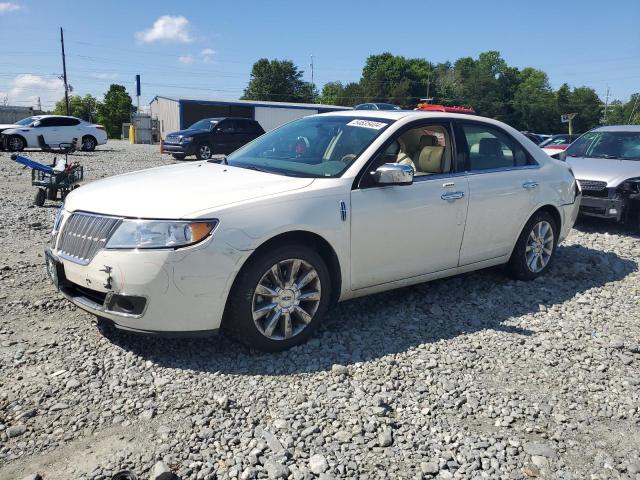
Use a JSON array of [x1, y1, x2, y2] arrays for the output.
[[416, 135, 444, 174]]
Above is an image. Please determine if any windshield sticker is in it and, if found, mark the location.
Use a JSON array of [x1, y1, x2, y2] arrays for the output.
[[347, 119, 387, 130]]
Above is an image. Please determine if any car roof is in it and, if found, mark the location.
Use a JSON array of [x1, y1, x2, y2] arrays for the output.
[[592, 125, 640, 132], [33, 115, 82, 120], [318, 109, 493, 124]]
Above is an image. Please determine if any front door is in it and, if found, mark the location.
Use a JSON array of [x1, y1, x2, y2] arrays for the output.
[[350, 121, 469, 290]]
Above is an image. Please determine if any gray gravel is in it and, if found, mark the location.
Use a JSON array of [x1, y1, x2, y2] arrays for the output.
[[1, 140, 640, 479]]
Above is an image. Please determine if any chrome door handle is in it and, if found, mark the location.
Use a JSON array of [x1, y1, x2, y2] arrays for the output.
[[523, 182, 539, 189], [441, 191, 465, 201]]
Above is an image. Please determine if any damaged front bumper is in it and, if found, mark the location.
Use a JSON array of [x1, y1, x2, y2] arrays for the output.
[[45, 239, 246, 335]]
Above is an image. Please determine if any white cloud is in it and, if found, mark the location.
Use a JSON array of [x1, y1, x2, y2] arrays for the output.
[[90, 73, 118, 80], [0, 2, 21, 14], [135, 15, 193, 44], [2, 74, 65, 108], [200, 48, 215, 63], [178, 54, 194, 64]]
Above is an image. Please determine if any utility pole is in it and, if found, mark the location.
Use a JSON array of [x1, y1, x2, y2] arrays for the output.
[[36, 96, 41, 112], [310, 55, 315, 101], [60, 27, 70, 115], [603, 86, 610, 125]]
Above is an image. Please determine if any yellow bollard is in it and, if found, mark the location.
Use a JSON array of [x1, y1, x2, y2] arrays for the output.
[[129, 124, 136, 144]]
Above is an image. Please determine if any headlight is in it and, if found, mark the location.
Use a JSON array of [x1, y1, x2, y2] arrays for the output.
[[106, 219, 218, 249], [181, 136, 193, 143], [617, 178, 640, 194], [53, 204, 65, 233]]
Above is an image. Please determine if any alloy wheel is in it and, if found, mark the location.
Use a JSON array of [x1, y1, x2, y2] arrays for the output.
[[9, 136, 24, 150], [199, 145, 212, 159], [525, 220, 554, 273], [252, 258, 321, 340], [82, 137, 96, 151]]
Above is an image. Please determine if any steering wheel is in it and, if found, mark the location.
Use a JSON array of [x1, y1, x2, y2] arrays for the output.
[[340, 154, 357, 163]]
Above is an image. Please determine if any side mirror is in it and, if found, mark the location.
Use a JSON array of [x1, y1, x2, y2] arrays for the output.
[[552, 151, 567, 161], [371, 163, 414, 186], [32, 121, 41, 127]]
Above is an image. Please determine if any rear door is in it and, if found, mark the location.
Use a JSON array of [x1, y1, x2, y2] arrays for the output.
[[58, 117, 82, 145], [455, 120, 541, 265]]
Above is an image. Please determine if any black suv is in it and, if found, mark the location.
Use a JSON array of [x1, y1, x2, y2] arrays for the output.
[[163, 117, 265, 160]]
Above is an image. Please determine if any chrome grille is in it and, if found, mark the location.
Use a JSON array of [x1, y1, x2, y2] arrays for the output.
[[56, 213, 122, 265], [577, 179, 607, 191]]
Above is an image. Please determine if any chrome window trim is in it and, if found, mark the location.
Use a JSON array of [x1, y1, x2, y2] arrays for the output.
[[464, 164, 541, 176]]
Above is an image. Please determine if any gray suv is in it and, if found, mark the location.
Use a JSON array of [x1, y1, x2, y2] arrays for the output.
[[563, 125, 640, 227]]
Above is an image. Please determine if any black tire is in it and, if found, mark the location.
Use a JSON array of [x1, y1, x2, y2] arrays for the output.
[[46, 188, 57, 201], [81, 135, 97, 152], [223, 244, 332, 351], [34, 188, 46, 207], [172, 153, 187, 160], [508, 210, 558, 281], [7, 135, 26, 152], [195, 143, 213, 160]]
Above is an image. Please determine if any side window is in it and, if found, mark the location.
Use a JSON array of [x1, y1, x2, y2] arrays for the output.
[[249, 121, 263, 134], [235, 120, 254, 134], [63, 118, 81, 126], [38, 117, 58, 127], [218, 120, 235, 133], [462, 123, 530, 171], [392, 123, 453, 177]]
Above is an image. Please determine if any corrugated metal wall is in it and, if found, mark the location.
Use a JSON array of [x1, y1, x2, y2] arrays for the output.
[[150, 97, 180, 140], [0, 106, 35, 124], [254, 107, 318, 132]]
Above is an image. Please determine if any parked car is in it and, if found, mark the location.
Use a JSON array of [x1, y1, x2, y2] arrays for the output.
[[354, 103, 402, 111], [0, 115, 107, 152], [563, 125, 640, 227], [163, 117, 265, 160], [521, 131, 544, 144], [46, 111, 580, 351], [539, 134, 579, 156]]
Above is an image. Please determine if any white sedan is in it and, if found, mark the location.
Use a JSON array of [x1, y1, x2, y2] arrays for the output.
[[46, 111, 581, 351], [1, 115, 107, 152]]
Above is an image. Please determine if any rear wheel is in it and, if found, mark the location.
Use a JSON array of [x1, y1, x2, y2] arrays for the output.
[[81, 135, 97, 152], [508, 211, 558, 280], [34, 188, 46, 207], [8, 135, 25, 152], [223, 244, 331, 351], [195, 143, 213, 160]]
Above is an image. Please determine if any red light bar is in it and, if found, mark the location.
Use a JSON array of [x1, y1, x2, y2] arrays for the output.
[[416, 104, 476, 114]]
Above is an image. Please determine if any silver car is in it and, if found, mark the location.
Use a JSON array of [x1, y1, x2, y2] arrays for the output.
[[563, 125, 640, 227]]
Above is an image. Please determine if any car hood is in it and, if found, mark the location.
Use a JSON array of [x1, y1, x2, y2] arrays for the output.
[[166, 128, 208, 137], [64, 162, 314, 218], [567, 156, 640, 187], [0, 123, 20, 131]]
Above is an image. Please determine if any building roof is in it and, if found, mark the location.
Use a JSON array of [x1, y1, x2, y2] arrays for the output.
[[150, 95, 351, 111]]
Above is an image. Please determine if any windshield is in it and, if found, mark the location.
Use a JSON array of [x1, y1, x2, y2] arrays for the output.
[[188, 119, 218, 130], [540, 136, 570, 147], [566, 130, 640, 160], [15, 116, 36, 126], [226, 116, 393, 177]]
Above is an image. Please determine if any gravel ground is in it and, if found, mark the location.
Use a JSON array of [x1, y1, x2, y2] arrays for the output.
[[0, 140, 639, 480]]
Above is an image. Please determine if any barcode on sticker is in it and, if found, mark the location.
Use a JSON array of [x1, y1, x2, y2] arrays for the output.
[[347, 119, 387, 130]]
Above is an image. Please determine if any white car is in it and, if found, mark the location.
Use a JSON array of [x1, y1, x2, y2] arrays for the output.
[[1, 115, 107, 152], [45, 111, 581, 351]]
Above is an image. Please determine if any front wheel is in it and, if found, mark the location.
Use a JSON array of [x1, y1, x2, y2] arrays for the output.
[[223, 244, 331, 351], [195, 143, 213, 160], [8, 135, 26, 152], [508, 211, 558, 280]]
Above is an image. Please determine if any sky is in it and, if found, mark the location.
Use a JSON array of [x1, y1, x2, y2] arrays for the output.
[[1, 0, 639, 111]]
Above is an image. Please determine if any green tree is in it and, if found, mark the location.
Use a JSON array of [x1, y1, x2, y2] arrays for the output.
[[512, 68, 556, 132], [319, 81, 345, 105], [606, 93, 640, 125], [97, 84, 134, 138], [53, 94, 100, 122], [242, 59, 314, 103]]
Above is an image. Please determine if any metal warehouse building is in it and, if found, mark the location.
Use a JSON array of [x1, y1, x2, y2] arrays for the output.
[[150, 97, 351, 139]]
